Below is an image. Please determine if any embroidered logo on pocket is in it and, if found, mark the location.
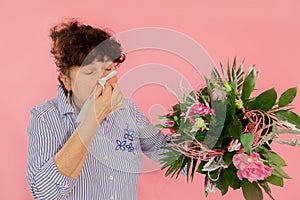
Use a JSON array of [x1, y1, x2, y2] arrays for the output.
[[115, 123, 135, 153]]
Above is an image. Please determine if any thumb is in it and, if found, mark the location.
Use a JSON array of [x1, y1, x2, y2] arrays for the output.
[[102, 82, 113, 97], [93, 84, 103, 99]]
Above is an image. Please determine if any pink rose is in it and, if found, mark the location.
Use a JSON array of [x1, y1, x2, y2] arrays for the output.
[[232, 152, 272, 183]]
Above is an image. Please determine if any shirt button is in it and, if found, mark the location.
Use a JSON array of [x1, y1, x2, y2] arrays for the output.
[[109, 175, 113, 180], [103, 155, 108, 160], [110, 196, 114, 200], [99, 136, 103, 140]]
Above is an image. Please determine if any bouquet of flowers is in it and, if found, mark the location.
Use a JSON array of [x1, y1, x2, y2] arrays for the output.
[[158, 58, 300, 200]]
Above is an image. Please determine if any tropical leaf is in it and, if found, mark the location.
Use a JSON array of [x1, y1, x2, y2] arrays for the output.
[[220, 62, 227, 81], [241, 68, 256, 101]]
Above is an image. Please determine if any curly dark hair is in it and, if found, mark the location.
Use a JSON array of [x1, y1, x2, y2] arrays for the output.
[[49, 18, 125, 96]]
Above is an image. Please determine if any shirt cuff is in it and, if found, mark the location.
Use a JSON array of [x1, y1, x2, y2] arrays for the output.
[[34, 157, 77, 193]]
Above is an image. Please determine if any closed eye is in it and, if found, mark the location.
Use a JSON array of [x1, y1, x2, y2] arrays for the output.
[[83, 70, 95, 75], [105, 68, 112, 71]]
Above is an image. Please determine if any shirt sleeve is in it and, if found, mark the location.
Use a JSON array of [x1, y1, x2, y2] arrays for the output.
[[26, 108, 77, 199], [127, 100, 172, 161]]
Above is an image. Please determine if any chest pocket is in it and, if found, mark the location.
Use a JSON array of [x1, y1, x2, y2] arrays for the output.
[[89, 104, 143, 174]]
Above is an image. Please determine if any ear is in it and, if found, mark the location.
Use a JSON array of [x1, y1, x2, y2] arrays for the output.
[[58, 72, 71, 91]]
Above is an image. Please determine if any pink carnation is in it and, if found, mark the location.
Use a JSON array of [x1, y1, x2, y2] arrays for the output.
[[188, 103, 214, 125], [232, 152, 272, 183], [189, 103, 213, 116], [160, 118, 175, 127]]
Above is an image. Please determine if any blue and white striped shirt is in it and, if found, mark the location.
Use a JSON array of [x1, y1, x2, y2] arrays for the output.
[[26, 86, 173, 200]]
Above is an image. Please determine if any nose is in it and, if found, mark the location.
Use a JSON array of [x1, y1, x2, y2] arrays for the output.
[[99, 62, 118, 83], [104, 62, 116, 73]]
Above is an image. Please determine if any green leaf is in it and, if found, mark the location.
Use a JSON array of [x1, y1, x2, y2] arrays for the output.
[[223, 152, 235, 166], [164, 154, 184, 177], [255, 145, 270, 159], [276, 110, 300, 129], [271, 166, 291, 179], [266, 174, 284, 187], [220, 62, 227, 81], [269, 152, 287, 167], [241, 69, 256, 101], [209, 170, 220, 180], [241, 179, 263, 200], [227, 60, 231, 82], [224, 119, 243, 138], [195, 131, 206, 142], [253, 88, 277, 112], [185, 157, 191, 183], [217, 171, 229, 195], [279, 87, 297, 107], [245, 98, 255, 110], [176, 156, 190, 178], [240, 133, 254, 155], [190, 158, 198, 182], [259, 181, 275, 200], [223, 166, 241, 190], [196, 161, 206, 174], [256, 148, 287, 167]]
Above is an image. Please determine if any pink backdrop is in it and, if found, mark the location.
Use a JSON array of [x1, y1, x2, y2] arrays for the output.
[[1, 0, 300, 199]]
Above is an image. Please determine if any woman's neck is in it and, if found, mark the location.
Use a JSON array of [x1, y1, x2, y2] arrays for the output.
[[70, 96, 81, 114]]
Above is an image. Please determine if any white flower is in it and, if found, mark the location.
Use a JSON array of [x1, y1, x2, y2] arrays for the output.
[[202, 155, 227, 172], [205, 176, 216, 193], [228, 138, 242, 152]]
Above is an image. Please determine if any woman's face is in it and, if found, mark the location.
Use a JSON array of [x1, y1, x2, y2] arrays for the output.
[[60, 59, 118, 110]]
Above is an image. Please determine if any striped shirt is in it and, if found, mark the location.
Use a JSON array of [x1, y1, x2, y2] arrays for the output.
[[26, 86, 173, 200]]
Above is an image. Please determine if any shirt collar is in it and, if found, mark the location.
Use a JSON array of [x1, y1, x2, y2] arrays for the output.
[[57, 86, 76, 116]]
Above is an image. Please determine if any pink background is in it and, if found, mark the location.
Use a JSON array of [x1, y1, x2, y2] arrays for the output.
[[1, 0, 300, 199]]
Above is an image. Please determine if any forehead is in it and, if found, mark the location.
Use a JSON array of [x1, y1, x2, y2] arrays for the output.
[[82, 59, 113, 69]]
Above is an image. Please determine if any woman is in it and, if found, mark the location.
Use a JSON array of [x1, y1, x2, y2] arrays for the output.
[[26, 19, 172, 200]]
